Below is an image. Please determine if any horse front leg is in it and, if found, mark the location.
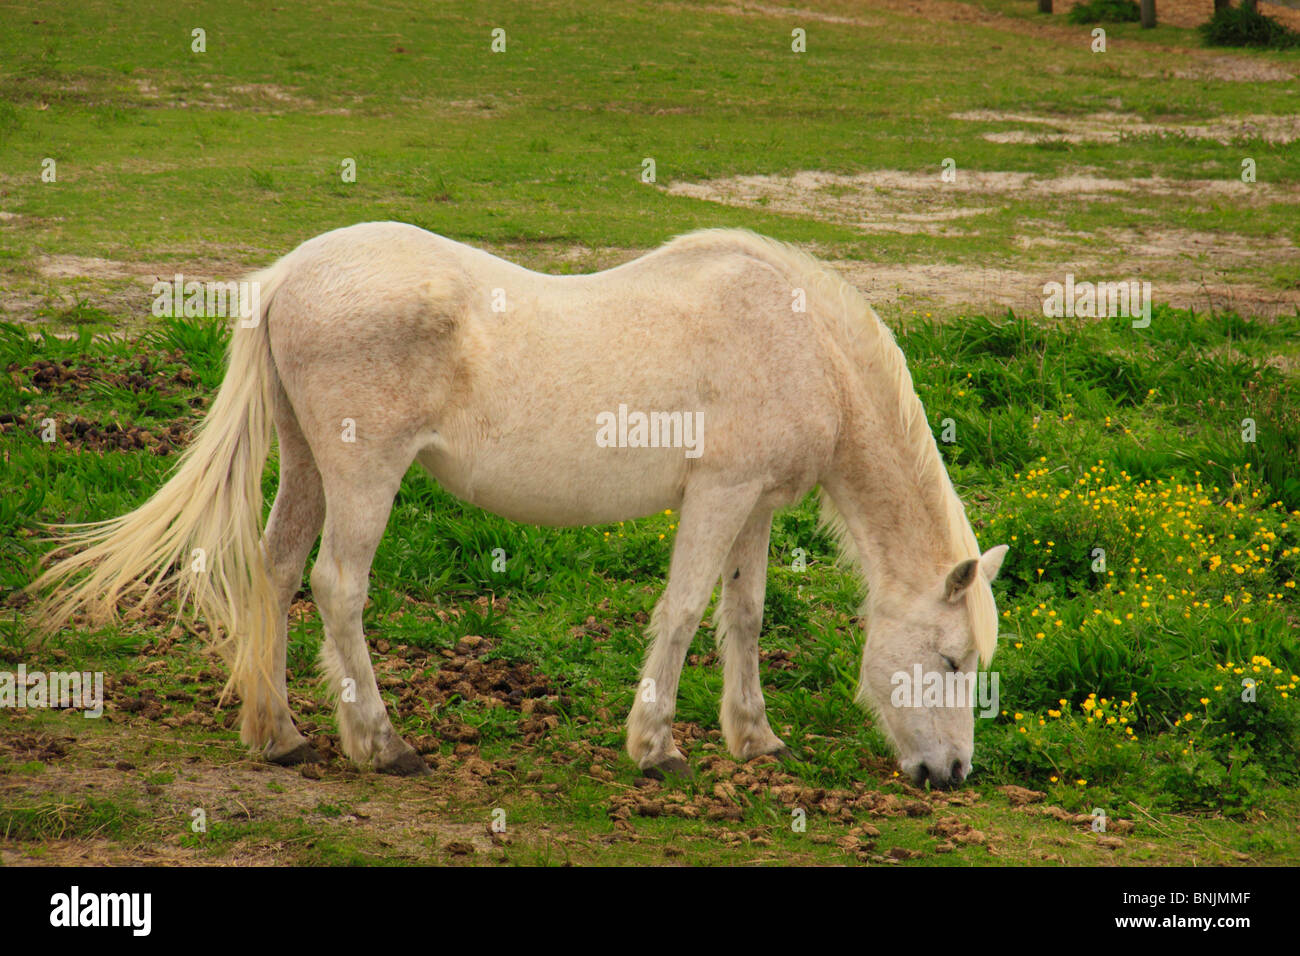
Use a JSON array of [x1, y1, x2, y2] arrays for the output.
[[716, 507, 790, 761], [626, 481, 762, 776]]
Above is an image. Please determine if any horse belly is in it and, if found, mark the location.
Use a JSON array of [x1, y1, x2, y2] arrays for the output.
[[417, 439, 687, 527]]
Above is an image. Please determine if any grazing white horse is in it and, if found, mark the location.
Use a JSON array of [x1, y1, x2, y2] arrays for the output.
[[31, 223, 1008, 787]]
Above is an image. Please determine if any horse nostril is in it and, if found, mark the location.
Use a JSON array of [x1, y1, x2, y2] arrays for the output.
[[916, 763, 930, 786], [951, 760, 965, 785]]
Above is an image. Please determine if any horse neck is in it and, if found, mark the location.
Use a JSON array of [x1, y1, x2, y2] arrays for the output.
[[823, 388, 973, 607]]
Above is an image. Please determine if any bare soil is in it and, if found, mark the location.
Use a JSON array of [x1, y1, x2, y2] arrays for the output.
[[665, 168, 1299, 316]]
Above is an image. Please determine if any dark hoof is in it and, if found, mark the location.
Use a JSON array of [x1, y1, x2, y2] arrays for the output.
[[377, 748, 430, 776], [267, 740, 325, 766], [643, 755, 693, 780], [769, 745, 795, 761]]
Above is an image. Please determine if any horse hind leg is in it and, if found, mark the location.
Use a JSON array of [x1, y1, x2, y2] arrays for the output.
[[716, 508, 790, 761], [253, 392, 326, 766], [311, 463, 427, 775]]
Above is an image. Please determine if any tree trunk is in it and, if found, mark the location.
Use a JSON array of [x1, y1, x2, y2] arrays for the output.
[[1213, 0, 1230, 11], [1038, 0, 1051, 13], [1140, 0, 1156, 28]]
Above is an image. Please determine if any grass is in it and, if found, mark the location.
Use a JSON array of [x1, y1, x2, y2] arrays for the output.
[[1, 1, 1298, 320], [2, 303, 1297, 864], [1067, 0, 1141, 24], [1, 0, 1298, 866], [1200, 5, 1300, 49]]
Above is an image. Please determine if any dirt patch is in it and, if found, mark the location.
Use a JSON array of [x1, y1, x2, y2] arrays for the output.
[[37, 256, 139, 281], [952, 110, 1300, 145], [601, 733, 1003, 861], [665, 168, 1299, 316], [0, 619, 570, 864], [444, 98, 508, 116], [111, 610, 560, 767], [835, 251, 1297, 319], [2, 411, 193, 456], [3, 351, 202, 454], [1170, 54, 1295, 83], [834, 260, 1045, 315], [0, 252, 265, 325], [1, 732, 74, 763], [682, 1, 890, 27], [685, 0, 995, 28], [129, 78, 353, 115], [0, 754, 503, 865], [375, 627, 567, 755], [667, 170, 996, 235], [36, 254, 250, 284], [226, 84, 302, 105], [667, 167, 1298, 211]]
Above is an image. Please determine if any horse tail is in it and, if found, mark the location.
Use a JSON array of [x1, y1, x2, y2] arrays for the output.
[[29, 262, 288, 745]]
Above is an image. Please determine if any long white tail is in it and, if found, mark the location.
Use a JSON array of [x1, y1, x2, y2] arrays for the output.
[[29, 264, 288, 744]]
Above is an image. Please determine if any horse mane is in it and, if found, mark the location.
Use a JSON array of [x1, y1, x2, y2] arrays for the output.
[[663, 228, 998, 664]]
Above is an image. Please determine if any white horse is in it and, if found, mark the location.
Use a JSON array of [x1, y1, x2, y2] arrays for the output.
[[31, 222, 1008, 788]]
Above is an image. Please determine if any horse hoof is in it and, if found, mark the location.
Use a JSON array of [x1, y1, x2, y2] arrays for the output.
[[266, 740, 324, 766], [769, 744, 794, 761], [644, 756, 693, 780], [376, 747, 429, 776]]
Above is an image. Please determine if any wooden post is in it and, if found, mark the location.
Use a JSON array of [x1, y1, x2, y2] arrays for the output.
[[1140, 0, 1156, 28], [1038, 0, 1052, 13], [1213, 0, 1230, 10]]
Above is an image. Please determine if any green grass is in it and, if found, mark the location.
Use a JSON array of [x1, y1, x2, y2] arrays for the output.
[[1, 0, 1298, 866], [2, 304, 1297, 864], [1, 0, 1298, 320], [1200, 5, 1300, 49], [0, 795, 142, 841], [1067, 0, 1141, 25]]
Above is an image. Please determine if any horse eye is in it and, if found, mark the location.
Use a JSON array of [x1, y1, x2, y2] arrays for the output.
[[940, 654, 958, 672]]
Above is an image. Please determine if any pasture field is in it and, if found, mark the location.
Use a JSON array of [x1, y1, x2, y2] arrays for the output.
[[1, 0, 1298, 867]]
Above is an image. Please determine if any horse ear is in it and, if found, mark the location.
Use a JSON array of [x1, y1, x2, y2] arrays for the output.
[[980, 544, 1010, 582], [943, 558, 979, 603]]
